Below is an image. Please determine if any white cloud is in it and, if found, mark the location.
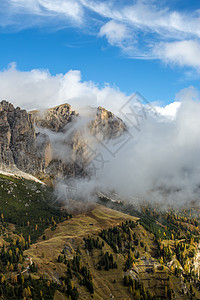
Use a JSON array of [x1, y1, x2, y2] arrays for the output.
[[1, 64, 200, 204], [10, 0, 40, 13], [3, 1, 200, 39], [1, 1, 200, 70], [85, 1, 200, 69], [92, 1, 200, 39], [98, 20, 130, 48], [0, 63, 128, 112], [155, 101, 181, 120], [154, 40, 200, 70], [48, 85, 200, 206], [123, 3, 200, 38], [2, 0, 84, 25], [81, 87, 200, 205], [37, 0, 83, 21]]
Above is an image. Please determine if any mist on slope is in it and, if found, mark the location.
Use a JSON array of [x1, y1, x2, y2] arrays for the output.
[[53, 86, 200, 206], [98, 87, 200, 205], [0, 64, 200, 206]]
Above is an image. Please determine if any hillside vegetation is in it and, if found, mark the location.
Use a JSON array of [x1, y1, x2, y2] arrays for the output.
[[0, 175, 200, 299], [0, 174, 70, 242]]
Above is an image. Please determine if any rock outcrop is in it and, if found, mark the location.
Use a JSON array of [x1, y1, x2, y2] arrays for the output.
[[31, 103, 78, 132], [0, 100, 126, 180], [0, 100, 49, 174], [90, 106, 126, 140]]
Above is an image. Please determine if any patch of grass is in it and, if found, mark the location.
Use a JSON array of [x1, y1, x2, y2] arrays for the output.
[[0, 174, 68, 243]]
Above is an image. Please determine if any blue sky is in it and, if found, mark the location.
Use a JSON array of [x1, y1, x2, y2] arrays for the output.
[[0, 0, 200, 106]]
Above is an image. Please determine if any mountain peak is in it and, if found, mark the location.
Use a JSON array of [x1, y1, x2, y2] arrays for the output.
[[0, 100, 126, 183], [31, 103, 78, 132]]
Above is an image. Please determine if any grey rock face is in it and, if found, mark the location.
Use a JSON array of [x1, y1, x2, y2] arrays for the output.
[[0, 108, 14, 166], [0, 100, 126, 180], [0, 100, 48, 174], [89, 106, 126, 140], [31, 103, 78, 132]]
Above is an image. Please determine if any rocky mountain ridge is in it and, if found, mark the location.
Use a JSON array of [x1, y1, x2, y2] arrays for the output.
[[31, 103, 78, 132], [0, 100, 44, 174], [0, 100, 126, 182]]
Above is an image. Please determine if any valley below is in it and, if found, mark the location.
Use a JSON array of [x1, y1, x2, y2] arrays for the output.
[[0, 174, 200, 299]]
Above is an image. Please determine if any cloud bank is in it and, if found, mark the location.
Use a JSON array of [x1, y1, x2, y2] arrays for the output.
[[0, 63, 127, 113], [101, 88, 200, 203], [0, 64, 199, 205], [70, 86, 200, 206], [0, 63, 178, 117]]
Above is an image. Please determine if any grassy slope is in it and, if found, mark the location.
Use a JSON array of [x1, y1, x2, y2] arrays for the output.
[[24, 204, 138, 266], [25, 204, 200, 300], [0, 174, 63, 242], [0, 174, 200, 299], [25, 204, 139, 299]]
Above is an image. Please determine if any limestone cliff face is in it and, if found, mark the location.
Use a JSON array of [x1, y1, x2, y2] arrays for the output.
[[0, 100, 126, 180], [90, 106, 126, 140], [31, 103, 78, 132], [0, 100, 50, 174], [31, 103, 86, 178], [0, 106, 14, 166]]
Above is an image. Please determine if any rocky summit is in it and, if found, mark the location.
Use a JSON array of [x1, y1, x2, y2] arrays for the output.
[[0, 100, 126, 181], [31, 103, 78, 133], [0, 100, 43, 174]]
